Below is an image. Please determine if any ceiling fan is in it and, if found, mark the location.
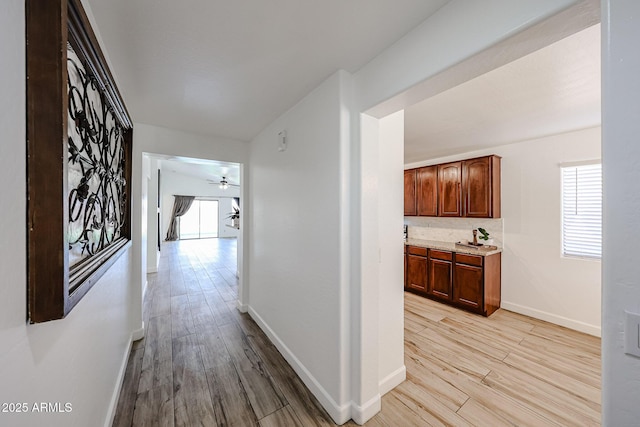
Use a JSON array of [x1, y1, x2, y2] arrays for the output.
[[208, 176, 239, 190]]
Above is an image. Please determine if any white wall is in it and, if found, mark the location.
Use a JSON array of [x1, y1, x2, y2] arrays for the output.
[[406, 127, 602, 336], [0, 2, 140, 426], [160, 169, 240, 240], [602, 0, 640, 424], [377, 111, 406, 394], [249, 71, 351, 423]]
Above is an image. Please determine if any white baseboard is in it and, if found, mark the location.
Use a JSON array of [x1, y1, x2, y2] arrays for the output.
[[501, 301, 601, 337], [147, 254, 160, 273], [132, 323, 145, 341], [351, 394, 382, 425], [248, 306, 351, 424], [379, 365, 406, 396], [236, 300, 248, 313], [104, 324, 145, 427]]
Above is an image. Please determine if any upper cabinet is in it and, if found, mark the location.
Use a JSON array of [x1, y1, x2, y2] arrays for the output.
[[438, 162, 462, 217], [417, 165, 438, 216], [404, 169, 417, 216], [405, 155, 501, 218], [462, 155, 501, 218]]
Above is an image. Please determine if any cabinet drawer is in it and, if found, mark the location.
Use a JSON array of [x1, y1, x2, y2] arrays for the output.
[[408, 246, 427, 256], [456, 253, 483, 267], [429, 249, 452, 261]]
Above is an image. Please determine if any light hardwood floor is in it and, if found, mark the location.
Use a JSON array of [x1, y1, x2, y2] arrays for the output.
[[113, 238, 601, 426]]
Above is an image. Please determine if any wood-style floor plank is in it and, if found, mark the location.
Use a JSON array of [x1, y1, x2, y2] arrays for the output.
[[113, 239, 602, 427], [404, 348, 471, 412], [407, 329, 492, 381], [457, 398, 515, 427], [230, 309, 335, 426], [148, 292, 171, 319], [172, 334, 217, 426], [501, 351, 601, 404], [218, 321, 287, 419], [138, 314, 172, 393], [483, 366, 600, 426], [197, 325, 260, 427], [392, 380, 474, 427], [203, 290, 235, 327], [112, 347, 144, 427], [258, 405, 303, 427], [170, 294, 195, 339], [131, 384, 174, 427]]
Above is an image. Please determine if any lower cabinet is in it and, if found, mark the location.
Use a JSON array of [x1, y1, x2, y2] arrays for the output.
[[405, 245, 501, 316], [428, 250, 453, 301], [406, 246, 428, 294], [453, 254, 484, 313], [404, 245, 407, 290]]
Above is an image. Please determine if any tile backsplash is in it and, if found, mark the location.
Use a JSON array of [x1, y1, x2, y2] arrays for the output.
[[404, 217, 504, 248]]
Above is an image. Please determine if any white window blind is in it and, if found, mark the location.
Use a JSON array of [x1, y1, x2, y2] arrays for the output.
[[561, 163, 602, 259]]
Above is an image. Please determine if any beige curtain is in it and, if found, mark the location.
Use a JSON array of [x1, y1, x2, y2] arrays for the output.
[[165, 195, 195, 241]]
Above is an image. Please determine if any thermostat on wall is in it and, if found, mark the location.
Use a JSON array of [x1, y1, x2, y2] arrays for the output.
[[278, 130, 287, 152]]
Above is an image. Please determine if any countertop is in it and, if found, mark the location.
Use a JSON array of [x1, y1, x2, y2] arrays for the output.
[[405, 238, 502, 256]]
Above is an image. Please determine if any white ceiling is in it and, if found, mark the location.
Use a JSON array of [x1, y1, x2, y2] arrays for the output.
[[404, 24, 601, 164], [158, 156, 240, 186], [87, 0, 450, 142]]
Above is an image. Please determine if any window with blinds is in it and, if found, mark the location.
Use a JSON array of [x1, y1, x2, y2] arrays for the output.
[[561, 163, 602, 259]]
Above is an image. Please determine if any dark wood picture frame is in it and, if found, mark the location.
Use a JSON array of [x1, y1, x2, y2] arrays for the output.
[[26, 0, 133, 323]]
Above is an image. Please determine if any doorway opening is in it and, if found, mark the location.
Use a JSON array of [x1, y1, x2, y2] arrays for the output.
[[142, 153, 245, 311], [366, 3, 601, 424]]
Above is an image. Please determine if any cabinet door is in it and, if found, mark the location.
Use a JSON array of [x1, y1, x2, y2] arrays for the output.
[[438, 162, 462, 217], [417, 165, 438, 216], [462, 155, 501, 218], [453, 263, 483, 312], [404, 169, 417, 216], [428, 257, 453, 300], [406, 254, 427, 294]]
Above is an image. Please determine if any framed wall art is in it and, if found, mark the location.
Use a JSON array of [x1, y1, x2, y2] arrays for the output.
[[26, 0, 133, 322]]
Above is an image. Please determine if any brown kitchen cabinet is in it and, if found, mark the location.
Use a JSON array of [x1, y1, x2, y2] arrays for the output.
[[404, 169, 417, 216], [453, 252, 501, 316], [428, 250, 453, 301], [462, 155, 501, 218], [437, 161, 462, 217], [453, 253, 484, 313], [404, 246, 501, 317], [417, 165, 438, 216], [405, 246, 428, 294], [404, 245, 407, 290], [404, 154, 501, 219]]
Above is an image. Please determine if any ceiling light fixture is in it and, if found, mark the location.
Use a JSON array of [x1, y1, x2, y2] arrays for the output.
[[219, 177, 229, 190]]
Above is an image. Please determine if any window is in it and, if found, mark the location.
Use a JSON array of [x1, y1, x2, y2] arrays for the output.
[[561, 163, 602, 259], [180, 200, 219, 239]]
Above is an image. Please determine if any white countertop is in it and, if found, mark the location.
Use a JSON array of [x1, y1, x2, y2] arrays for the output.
[[405, 238, 502, 256]]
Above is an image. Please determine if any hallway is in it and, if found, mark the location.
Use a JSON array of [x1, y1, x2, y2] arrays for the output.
[[113, 238, 335, 426]]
